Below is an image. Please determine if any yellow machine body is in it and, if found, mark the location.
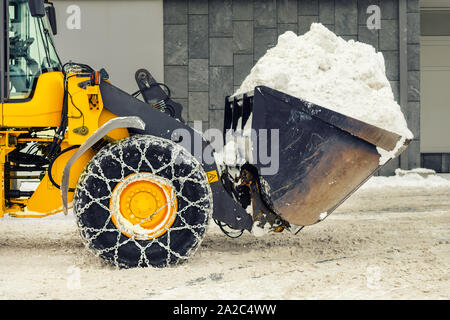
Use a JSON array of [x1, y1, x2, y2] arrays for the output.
[[1, 72, 64, 128], [0, 72, 128, 218]]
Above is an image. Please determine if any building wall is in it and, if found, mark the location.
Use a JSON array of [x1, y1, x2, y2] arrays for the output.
[[419, 2, 450, 173], [163, 0, 421, 175], [54, 0, 164, 95]]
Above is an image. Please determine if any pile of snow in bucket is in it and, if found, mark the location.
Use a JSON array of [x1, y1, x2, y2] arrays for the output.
[[234, 23, 413, 163], [361, 168, 450, 189]]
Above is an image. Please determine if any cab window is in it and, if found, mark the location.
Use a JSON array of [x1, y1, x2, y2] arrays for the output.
[[8, 0, 61, 100]]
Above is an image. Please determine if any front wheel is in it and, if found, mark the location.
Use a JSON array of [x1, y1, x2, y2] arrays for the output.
[[73, 135, 213, 268]]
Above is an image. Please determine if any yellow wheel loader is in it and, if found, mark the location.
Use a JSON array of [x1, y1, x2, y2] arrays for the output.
[[0, 0, 410, 268]]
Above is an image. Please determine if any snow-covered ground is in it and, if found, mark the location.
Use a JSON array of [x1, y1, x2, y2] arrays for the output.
[[0, 169, 449, 300]]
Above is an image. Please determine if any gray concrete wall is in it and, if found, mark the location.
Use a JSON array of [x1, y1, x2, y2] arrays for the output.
[[163, 0, 421, 175], [404, 0, 421, 173]]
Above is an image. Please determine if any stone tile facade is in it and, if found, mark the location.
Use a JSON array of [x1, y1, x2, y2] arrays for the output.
[[163, 0, 422, 174]]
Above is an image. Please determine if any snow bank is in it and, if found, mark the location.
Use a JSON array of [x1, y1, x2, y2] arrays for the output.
[[394, 168, 436, 176], [361, 168, 450, 190], [234, 23, 413, 162]]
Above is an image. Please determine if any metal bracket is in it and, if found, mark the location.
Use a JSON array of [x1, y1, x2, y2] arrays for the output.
[[239, 168, 287, 233], [73, 126, 89, 136], [61, 116, 146, 215]]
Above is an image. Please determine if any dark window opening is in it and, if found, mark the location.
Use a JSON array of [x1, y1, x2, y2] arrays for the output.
[[8, 0, 61, 100], [421, 10, 450, 36]]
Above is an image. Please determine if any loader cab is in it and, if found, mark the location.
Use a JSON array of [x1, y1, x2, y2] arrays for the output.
[[0, 0, 65, 128], [7, 0, 61, 100]]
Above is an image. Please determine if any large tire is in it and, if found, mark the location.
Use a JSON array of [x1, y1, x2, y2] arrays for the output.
[[73, 135, 213, 268]]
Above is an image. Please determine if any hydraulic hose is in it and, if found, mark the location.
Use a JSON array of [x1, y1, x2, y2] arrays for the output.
[[48, 145, 80, 191]]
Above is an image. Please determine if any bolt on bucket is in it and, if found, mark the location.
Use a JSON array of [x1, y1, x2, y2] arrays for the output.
[[223, 86, 411, 227]]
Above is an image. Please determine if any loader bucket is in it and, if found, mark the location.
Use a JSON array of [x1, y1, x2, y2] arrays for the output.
[[224, 86, 410, 226]]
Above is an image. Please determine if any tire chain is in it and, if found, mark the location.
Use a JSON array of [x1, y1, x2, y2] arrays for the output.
[[73, 135, 213, 268]]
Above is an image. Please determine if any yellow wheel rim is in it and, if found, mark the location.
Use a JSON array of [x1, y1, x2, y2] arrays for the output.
[[110, 173, 177, 240]]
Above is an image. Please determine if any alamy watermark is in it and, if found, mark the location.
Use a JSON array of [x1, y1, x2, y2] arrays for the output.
[[66, 5, 81, 30], [172, 121, 280, 176], [366, 265, 382, 290], [66, 266, 81, 290], [367, 5, 381, 30], [64, 4, 382, 31]]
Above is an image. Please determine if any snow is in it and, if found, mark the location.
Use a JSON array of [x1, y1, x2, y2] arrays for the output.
[[213, 132, 252, 188], [234, 23, 413, 164], [215, 139, 245, 168], [361, 168, 450, 190], [377, 136, 407, 165], [250, 222, 271, 237], [1, 186, 449, 300], [395, 168, 436, 175], [319, 212, 328, 221]]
